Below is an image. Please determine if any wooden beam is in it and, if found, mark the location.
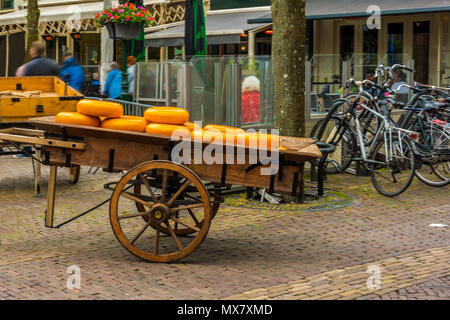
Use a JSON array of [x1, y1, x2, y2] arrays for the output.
[[0, 133, 87, 150]]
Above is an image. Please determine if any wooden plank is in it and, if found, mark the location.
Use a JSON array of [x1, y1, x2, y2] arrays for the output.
[[0, 133, 86, 150]]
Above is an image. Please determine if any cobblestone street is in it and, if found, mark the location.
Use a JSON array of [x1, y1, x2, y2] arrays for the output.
[[0, 156, 448, 300]]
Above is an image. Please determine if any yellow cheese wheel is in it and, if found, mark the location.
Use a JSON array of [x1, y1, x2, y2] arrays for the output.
[[101, 116, 148, 132], [236, 132, 281, 149], [55, 112, 100, 127], [145, 123, 191, 138], [191, 130, 238, 144], [203, 124, 245, 135], [144, 107, 189, 125], [77, 99, 123, 118], [185, 121, 202, 131]]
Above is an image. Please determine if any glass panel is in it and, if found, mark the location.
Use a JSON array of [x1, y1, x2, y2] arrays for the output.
[[136, 61, 165, 102], [387, 23, 403, 65], [311, 54, 343, 115], [239, 56, 273, 128], [413, 21, 430, 84]]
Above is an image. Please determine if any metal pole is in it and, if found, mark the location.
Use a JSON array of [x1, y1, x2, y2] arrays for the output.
[[100, 0, 114, 91]]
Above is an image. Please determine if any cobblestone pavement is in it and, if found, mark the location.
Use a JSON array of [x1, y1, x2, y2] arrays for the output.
[[0, 156, 448, 300]]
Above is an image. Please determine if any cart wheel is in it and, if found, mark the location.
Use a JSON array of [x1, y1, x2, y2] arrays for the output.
[[110, 161, 212, 262], [134, 181, 222, 236], [69, 165, 81, 184]]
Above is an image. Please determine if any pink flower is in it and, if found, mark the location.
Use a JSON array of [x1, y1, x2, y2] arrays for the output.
[[118, 9, 124, 13]]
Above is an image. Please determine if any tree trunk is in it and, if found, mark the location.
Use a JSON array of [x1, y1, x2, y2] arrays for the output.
[[271, 0, 306, 137], [25, 0, 40, 63]]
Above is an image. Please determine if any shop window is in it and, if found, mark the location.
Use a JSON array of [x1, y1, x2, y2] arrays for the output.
[[57, 37, 68, 64], [387, 23, 403, 65], [362, 25, 378, 78], [1, 0, 14, 10], [46, 37, 57, 61], [340, 25, 354, 61], [413, 21, 430, 84], [147, 47, 161, 60]]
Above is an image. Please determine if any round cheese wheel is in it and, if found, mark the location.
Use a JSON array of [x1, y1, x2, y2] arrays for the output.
[[184, 121, 202, 131], [101, 116, 148, 132], [144, 107, 190, 125], [236, 132, 281, 149], [191, 130, 238, 145], [203, 124, 245, 135], [77, 99, 123, 118], [145, 123, 191, 138], [55, 112, 100, 127]]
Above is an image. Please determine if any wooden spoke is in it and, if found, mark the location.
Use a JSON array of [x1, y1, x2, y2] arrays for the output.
[[164, 221, 184, 251], [161, 169, 168, 203], [118, 212, 148, 220], [138, 173, 158, 203], [170, 203, 204, 213], [187, 208, 200, 225], [121, 191, 153, 208], [131, 219, 153, 245], [167, 180, 191, 207], [154, 228, 160, 255], [170, 216, 201, 232]]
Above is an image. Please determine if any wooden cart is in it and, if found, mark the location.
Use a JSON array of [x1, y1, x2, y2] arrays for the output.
[[0, 77, 83, 190], [28, 116, 321, 263]]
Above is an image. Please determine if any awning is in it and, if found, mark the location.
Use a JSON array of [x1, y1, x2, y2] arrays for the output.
[[0, 2, 103, 26], [145, 9, 271, 47], [0, 0, 168, 26], [247, 0, 450, 22]]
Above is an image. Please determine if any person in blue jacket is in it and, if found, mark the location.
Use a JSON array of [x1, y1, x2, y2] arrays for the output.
[[103, 62, 123, 99], [59, 53, 85, 92]]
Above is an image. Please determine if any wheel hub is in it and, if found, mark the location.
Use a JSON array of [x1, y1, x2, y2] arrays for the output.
[[150, 203, 170, 223]]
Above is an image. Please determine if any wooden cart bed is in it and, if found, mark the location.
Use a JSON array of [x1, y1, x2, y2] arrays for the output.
[[30, 116, 321, 196]]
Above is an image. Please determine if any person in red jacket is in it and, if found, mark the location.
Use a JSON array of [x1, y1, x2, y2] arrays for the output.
[[241, 76, 261, 124]]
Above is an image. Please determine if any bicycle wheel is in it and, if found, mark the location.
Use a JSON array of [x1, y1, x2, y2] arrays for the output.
[[315, 115, 357, 174], [369, 133, 416, 197], [415, 126, 450, 187]]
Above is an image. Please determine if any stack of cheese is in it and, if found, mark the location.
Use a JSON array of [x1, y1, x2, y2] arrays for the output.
[[56, 99, 148, 132], [55, 101, 286, 151]]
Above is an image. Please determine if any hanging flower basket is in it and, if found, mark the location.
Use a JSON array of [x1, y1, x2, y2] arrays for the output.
[[95, 2, 156, 40], [105, 22, 142, 40]]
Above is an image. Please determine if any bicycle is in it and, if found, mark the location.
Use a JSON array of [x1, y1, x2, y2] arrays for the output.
[[316, 79, 419, 196]]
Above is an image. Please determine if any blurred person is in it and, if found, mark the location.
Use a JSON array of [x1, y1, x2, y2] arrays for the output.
[[241, 76, 261, 124], [103, 62, 123, 99], [363, 75, 379, 97], [23, 41, 58, 76], [90, 72, 101, 96], [59, 53, 85, 92], [391, 70, 409, 94], [127, 56, 137, 98]]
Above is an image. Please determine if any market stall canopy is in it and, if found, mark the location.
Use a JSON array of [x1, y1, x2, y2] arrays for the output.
[[145, 8, 271, 47], [247, 0, 450, 22]]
